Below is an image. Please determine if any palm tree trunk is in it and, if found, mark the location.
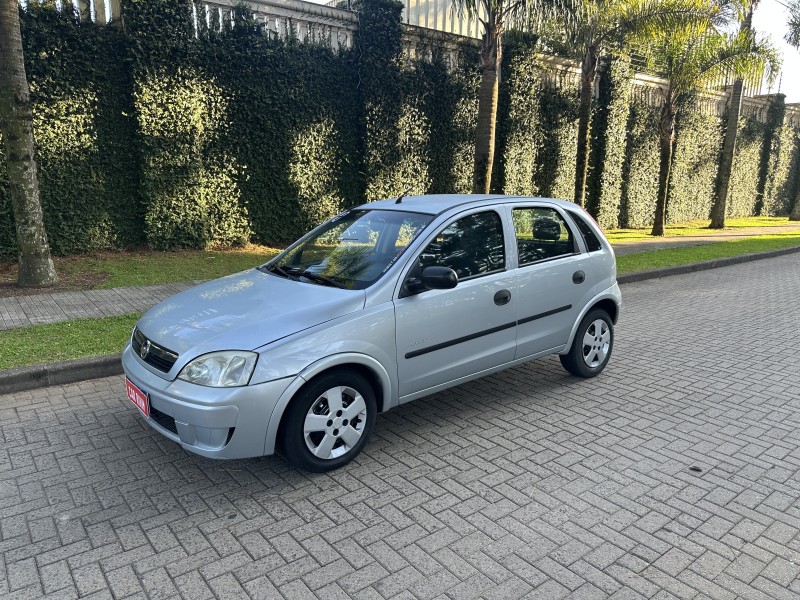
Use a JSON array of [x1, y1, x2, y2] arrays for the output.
[[473, 22, 501, 194], [710, 6, 755, 229], [709, 78, 744, 228], [0, 2, 57, 287], [574, 45, 598, 207], [651, 102, 676, 236]]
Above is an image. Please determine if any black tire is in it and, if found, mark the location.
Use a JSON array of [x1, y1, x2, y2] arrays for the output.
[[280, 369, 376, 472], [560, 309, 614, 378]]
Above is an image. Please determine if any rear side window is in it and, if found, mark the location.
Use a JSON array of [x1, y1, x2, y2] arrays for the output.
[[512, 207, 575, 265], [568, 211, 602, 252]]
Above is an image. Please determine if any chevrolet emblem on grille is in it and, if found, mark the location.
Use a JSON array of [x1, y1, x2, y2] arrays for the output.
[[140, 339, 151, 360]]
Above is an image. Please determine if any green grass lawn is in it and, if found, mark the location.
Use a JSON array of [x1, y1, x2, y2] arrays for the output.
[[0, 314, 139, 371], [616, 231, 800, 273], [69, 246, 281, 288]]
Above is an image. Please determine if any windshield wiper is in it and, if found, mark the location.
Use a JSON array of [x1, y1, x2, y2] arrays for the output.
[[263, 264, 346, 288], [298, 270, 346, 289], [260, 264, 297, 280]]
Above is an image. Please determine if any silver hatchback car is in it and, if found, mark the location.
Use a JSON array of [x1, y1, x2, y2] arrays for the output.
[[123, 195, 621, 471]]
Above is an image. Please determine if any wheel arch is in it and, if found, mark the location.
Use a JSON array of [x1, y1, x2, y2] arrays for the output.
[[264, 353, 392, 456], [561, 292, 620, 355]]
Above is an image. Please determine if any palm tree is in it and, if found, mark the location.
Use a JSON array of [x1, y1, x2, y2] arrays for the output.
[[709, 0, 757, 229], [648, 24, 777, 235], [787, 0, 800, 48], [454, 0, 545, 193], [0, 0, 57, 286], [545, 0, 713, 208], [786, 0, 800, 220]]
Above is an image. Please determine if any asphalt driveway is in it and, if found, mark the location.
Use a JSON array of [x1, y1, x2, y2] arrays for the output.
[[1, 253, 799, 599]]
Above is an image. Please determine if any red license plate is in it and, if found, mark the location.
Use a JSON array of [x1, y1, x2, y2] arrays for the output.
[[125, 377, 150, 418]]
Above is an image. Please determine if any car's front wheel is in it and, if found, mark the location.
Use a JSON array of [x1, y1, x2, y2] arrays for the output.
[[280, 369, 376, 472], [560, 309, 614, 378]]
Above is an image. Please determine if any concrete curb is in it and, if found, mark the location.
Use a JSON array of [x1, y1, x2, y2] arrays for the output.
[[2, 245, 799, 395], [0, 354, 122, 395]]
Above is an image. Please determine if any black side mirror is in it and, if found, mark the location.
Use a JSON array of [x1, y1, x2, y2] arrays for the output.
[[401, 265, 458, 297], [421, 266, 458, 290]]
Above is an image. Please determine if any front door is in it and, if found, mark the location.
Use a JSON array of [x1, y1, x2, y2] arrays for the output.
[[394, 210, 517, 399]]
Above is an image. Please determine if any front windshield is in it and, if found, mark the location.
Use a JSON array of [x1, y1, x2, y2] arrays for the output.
[[264, 209, 433, 290]]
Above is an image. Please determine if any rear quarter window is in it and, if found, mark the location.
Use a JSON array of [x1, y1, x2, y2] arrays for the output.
[[568, 211, 603, 252]]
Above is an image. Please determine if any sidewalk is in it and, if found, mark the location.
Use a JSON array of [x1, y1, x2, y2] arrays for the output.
[[0, 281, 195, 332], [1, 223, 800, 332]]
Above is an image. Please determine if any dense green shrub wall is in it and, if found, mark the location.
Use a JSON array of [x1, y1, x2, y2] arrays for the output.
[[591, 55, 632, 229], [534, 85, 580, 201], [2, 0, 798, 257], [0, 7, 142, 257], [726, 118, 767, 218], [496, 38, 542, 196], [619, 102, 660, 228], [765, 124, 800, 215], [414, 51, 478, 195], [667, 103, 724, 223]]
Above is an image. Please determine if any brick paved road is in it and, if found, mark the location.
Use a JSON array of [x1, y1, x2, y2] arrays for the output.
[[2, 254, 800, 599]]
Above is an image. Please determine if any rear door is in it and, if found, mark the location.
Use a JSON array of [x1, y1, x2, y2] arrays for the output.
[[394, 209, 517, 399], [512, 204, 593, 359]]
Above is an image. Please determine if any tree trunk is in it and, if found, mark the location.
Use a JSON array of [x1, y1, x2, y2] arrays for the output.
[[709, 6, 755, 229], [790, 184, 800, 221], [473, 22, 501, 194], [574, 45, 598, 208], [0, 2, 57, 287], [651, 102, 676, 236]]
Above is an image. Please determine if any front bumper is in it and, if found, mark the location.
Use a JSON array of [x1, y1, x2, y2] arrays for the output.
[[121, 344, 293, 459]]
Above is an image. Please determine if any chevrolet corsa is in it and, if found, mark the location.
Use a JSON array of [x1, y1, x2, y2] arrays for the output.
[[123, 195, 621, 471]]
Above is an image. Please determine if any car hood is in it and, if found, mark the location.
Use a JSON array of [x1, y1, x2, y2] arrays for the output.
[[136, 269, 366, 358]]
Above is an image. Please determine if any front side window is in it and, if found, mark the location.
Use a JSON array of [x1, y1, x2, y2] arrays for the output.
[[265, 210, 432, 289], [418, 211, 505, 280], [513, 207, 575, 265]]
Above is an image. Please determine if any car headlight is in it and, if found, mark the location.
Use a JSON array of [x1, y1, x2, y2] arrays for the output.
[[178, 351, 258, 387]]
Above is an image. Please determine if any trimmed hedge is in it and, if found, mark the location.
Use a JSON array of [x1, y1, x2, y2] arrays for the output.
[[619, 101, 660, 228], [1, 7, 142, 256], [765, 123, 800, 215], [591, 55, 632, 230], [667, 101, 724, 223], [497, 37, 542, 196], [2, 0, 799, 258]]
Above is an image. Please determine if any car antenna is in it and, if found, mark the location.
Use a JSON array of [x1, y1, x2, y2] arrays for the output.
[[395, 186, 414, 204]]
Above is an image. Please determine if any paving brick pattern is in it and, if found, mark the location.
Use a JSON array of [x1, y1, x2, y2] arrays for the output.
[[1, 254, 800, 599], [0, 283, 195, 331]]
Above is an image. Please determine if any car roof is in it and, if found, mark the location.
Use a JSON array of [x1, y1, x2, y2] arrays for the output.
[[355, 194, 578, 216]]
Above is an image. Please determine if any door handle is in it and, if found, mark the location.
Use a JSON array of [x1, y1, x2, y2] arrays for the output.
[[494, 290, 511, 306], [572, 271, 585, 284]]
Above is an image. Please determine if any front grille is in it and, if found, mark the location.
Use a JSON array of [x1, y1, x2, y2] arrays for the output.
[[150, 405, 178, 435], [132, 328, 178, 373]]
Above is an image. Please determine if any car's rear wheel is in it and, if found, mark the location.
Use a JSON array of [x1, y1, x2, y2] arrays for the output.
[[560, 309, 613, 378], [280, 369, 376, 472]]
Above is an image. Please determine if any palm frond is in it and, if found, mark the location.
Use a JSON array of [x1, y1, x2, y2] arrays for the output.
[[648, 25, 778, 101], [787, 0, 800, 49]]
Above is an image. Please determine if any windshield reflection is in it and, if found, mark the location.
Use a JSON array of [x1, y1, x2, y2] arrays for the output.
[[265, 210, 433, 290]]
